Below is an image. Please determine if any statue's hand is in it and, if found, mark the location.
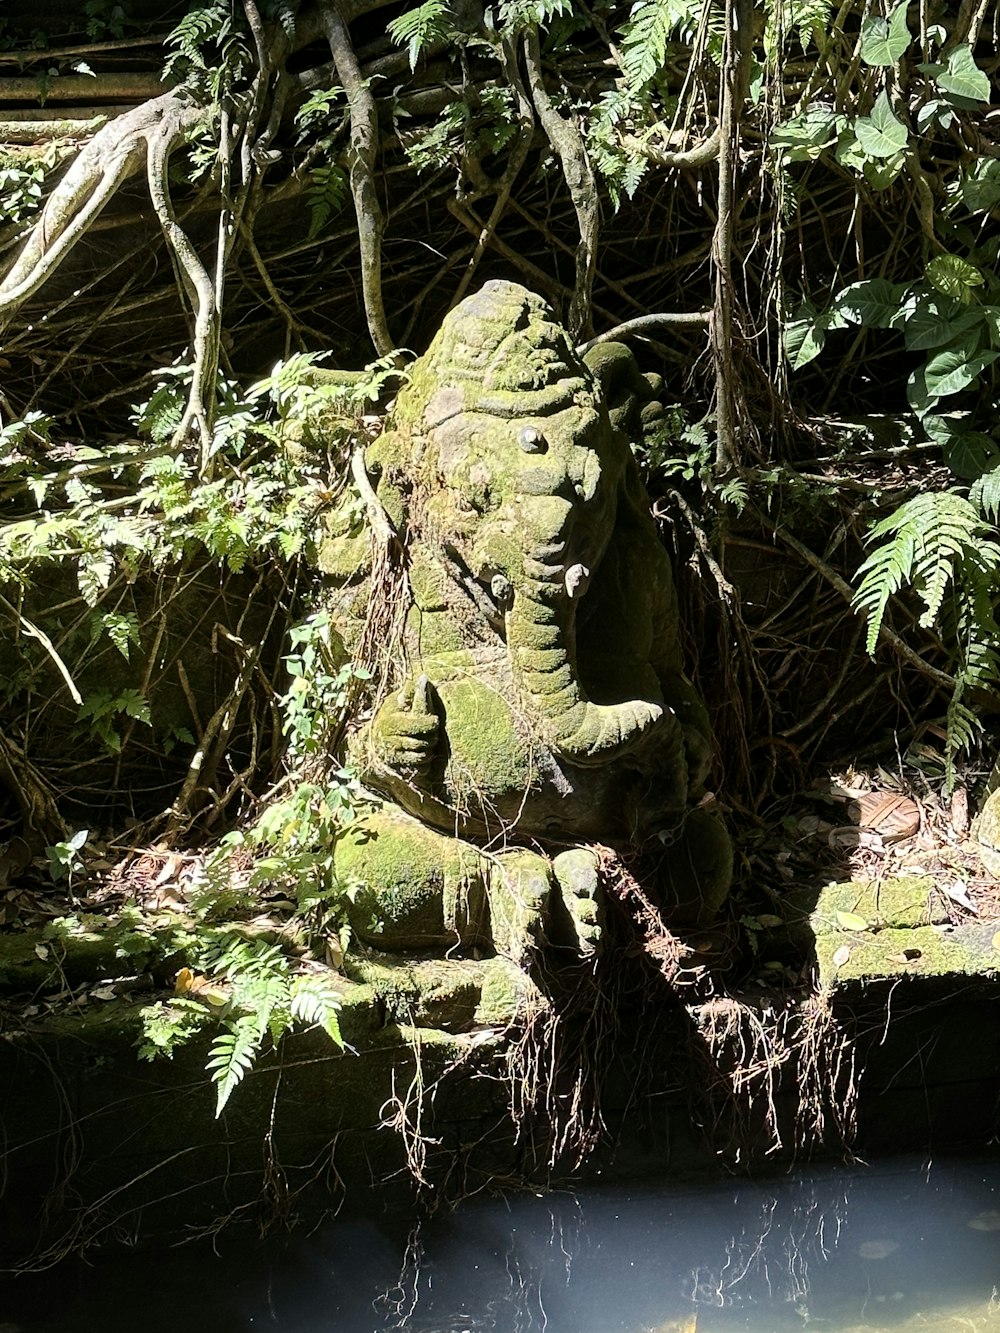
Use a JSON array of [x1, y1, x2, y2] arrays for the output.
[[369, 674, 440, 779]]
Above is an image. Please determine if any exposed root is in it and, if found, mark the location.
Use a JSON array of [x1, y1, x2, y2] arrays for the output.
[[689, 989, 858, 1166], [597, 843, 688, 984]]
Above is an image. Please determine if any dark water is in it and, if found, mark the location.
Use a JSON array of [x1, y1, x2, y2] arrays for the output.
[[3, 1155, 1000, 1332]]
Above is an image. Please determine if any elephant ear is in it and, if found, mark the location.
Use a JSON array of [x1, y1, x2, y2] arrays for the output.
[[583, 341, 659, 441]]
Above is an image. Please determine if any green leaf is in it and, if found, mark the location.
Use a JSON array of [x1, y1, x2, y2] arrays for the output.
[[207, 1016, 262, 1116], [854, 92, 908, 158], [933, 44, 990, 103], [290, 974, 343, 1043], [960, 159, 1000, 215], [863, 150, 905, 190], [770, 106, 840, 160], [923, 345, 998, 398], [926, 253, 985, 302], [836, 910, 869, 930], [860, 1, 910, 65], [897, 294, 982, 351], [835, 278, 907, 327], [945, 432, 1000, 480], [834, 126, 868, 172], [916, 98, 956, 132]]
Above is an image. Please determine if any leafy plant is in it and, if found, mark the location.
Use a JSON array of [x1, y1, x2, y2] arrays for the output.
[[139, 931, 345, 1115], [46, 828, 88, 885], [853, 492, 1000, 780]]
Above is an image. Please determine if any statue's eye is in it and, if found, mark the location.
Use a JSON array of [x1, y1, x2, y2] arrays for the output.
[[518, 426, 547, 454]]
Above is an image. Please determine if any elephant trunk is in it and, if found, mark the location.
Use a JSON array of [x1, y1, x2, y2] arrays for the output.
[[508, 551, 663, 766]]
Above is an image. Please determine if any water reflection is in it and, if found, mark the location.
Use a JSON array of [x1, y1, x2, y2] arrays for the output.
[[3, 1155, 1000, 1332]]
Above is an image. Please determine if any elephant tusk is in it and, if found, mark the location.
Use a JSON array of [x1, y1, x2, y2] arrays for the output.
[[564, 563, 590, 599]]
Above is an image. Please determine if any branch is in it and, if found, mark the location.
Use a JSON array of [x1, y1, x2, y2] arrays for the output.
[[318, 0, 393, 356], [0, 91, 203, 333], [523, 29, 598, 341], [620, 128, 721, 169], [578, 311, 711, 354], [145, 105, 220, 458]]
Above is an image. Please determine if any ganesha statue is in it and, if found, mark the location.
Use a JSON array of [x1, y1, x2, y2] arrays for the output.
[[317, 281, 731, 969]]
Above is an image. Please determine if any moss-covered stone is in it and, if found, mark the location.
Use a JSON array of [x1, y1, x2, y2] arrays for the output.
[[310, 281, 731, 949], [336, 807, 491, 951], [812, 877, 945, 934], [344, 953, 484, 1030], [475, 955, 544, 1026], [0, 917, 175, 994], [815, 922, 1000, 987]]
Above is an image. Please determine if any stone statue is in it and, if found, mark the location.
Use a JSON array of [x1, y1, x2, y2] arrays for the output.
[[317, 281, 730, 973]]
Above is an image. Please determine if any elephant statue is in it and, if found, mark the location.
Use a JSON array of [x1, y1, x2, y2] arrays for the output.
[[317, 281, 731, 967]]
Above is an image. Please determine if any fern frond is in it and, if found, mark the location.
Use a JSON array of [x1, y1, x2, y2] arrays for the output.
[[620, 0, 686, 93], [386, 0, 451, 69], [854, 491, 987, 652], [291, 973, 344, 1044], [853, 529, 916, 653], [207, 1014, 263, 1116], [970, 463, 1000, 522]]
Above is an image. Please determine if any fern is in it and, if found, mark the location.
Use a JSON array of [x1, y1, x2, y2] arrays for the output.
[[207, 1013, 263, 1115], [291, 973, 343, 1043], [970, 462, 1000, 522], [620, 0, 708, 93], [386, 0, 451, 70], [855, 489, 1000, 781], [163, 2, 250, 100], [853, 492, 993, 653], [497, 0, 573, 33], [307, 164, 349, 239]]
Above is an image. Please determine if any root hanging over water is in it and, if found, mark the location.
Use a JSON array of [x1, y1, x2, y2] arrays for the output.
[[689, 989, 858, 1165]]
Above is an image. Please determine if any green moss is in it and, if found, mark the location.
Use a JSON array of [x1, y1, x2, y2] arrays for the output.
[[816, 922, 1000, 987], [439, 676, 534, 804], [344, 954, 484, 1030], [336, 810, 491, 951], [0, 918, 175, 994], [475, 956, 544, 1026], [812, 877, 944, 933], [314, 514, 370, 580]]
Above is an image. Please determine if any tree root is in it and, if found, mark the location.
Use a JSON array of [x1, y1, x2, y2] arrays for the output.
[[0, 91, 203, 334]]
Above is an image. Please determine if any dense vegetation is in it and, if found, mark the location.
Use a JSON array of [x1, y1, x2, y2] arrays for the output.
[[1, 0, 999, 1111]]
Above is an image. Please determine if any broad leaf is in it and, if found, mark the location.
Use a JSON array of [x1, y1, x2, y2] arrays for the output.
[[899, 295, 981, 351], [916, 98, 955, 132], [854, 92, 908, 158], [860, 1, 910, 65], [945, 432, 1000, 480], [863, 151, 905, 190], [961, 159, 1000, 215], [770, 107, 840, 161], [784, 311, 827, 369], [835, 278, 907, 327], [934, 44, 990, 103], [923, 344, 998, 398], [835, 127, 868, 172], [926, 253, 985, 303]]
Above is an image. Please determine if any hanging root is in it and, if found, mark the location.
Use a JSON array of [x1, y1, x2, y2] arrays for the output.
[[597, 843, 690, 984], [689, 989, 858, 1166]]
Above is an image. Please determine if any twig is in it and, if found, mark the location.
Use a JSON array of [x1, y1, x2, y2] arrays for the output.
[[0, 592, 82, 704]]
